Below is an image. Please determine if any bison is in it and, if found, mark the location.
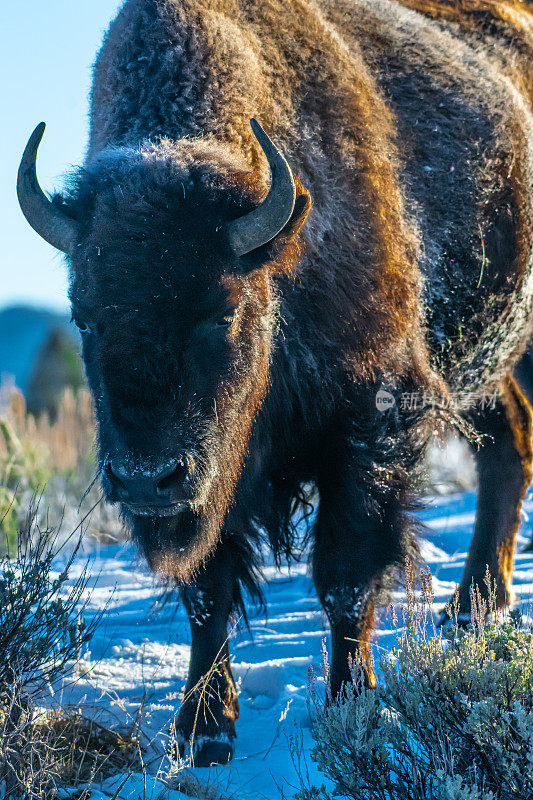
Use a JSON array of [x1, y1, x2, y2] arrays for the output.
[[17, 0, 533, 767]]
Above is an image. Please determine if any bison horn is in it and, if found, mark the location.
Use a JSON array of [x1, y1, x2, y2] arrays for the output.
[[17, 122, 78, 254], [227, 118, 296, 257]]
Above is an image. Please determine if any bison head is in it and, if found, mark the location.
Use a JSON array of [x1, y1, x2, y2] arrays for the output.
[[17, 120, 311, 580]]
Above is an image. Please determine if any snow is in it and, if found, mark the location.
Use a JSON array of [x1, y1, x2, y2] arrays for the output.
[[51, 487, 533, 799]]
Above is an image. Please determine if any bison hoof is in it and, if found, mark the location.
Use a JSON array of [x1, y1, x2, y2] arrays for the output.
[[175, 734, 235, 766], [194, 737, 234, 766]]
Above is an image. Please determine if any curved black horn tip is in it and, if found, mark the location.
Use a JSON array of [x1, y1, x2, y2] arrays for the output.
[[17, 121, 78, 254], [28, 122, 47, 149], [249, 118, 270, 149]]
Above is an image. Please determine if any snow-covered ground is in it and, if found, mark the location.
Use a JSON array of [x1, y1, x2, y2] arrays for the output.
[[53, 488, 533, 800]]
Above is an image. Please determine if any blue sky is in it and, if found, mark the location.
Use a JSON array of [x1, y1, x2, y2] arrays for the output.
[[1, 1, 123, 313]]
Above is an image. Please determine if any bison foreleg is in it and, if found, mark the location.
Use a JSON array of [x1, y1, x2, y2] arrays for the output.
[[455, 376, 533, 620], [312, 469, 406, 698], [175, 546, 239, 767]]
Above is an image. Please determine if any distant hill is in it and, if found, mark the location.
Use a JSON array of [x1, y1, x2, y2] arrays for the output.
[[0, 305, 76, 392]]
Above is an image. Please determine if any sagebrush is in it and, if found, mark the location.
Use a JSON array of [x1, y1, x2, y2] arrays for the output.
[[298, 566, 533, 800]]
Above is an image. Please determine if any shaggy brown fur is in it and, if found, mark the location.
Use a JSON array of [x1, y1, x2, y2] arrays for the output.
[[325, 0, 533, 401], [89, 0, 440, 383]]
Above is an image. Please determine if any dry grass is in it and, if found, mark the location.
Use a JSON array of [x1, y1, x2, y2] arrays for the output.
[[0, 383, 122, 548], [0, 385, 94, 475], [0, 700, 143, 799], [33, 709, 142, 785]]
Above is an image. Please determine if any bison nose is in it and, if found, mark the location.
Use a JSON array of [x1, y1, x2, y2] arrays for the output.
[[104, 457, 191, 508]]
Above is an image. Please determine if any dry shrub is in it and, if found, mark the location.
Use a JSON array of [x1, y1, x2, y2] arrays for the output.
[[0, 511, 141, 799], [297, 566, 533, 800], [0, 521, 102, 697]]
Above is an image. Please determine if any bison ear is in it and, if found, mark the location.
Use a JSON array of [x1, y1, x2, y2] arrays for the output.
[[237, 184, 312, 275]]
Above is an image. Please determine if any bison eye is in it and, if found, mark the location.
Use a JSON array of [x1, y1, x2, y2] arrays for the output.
[[216, 315, 235, 328], [72, 317, 90, 334]]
